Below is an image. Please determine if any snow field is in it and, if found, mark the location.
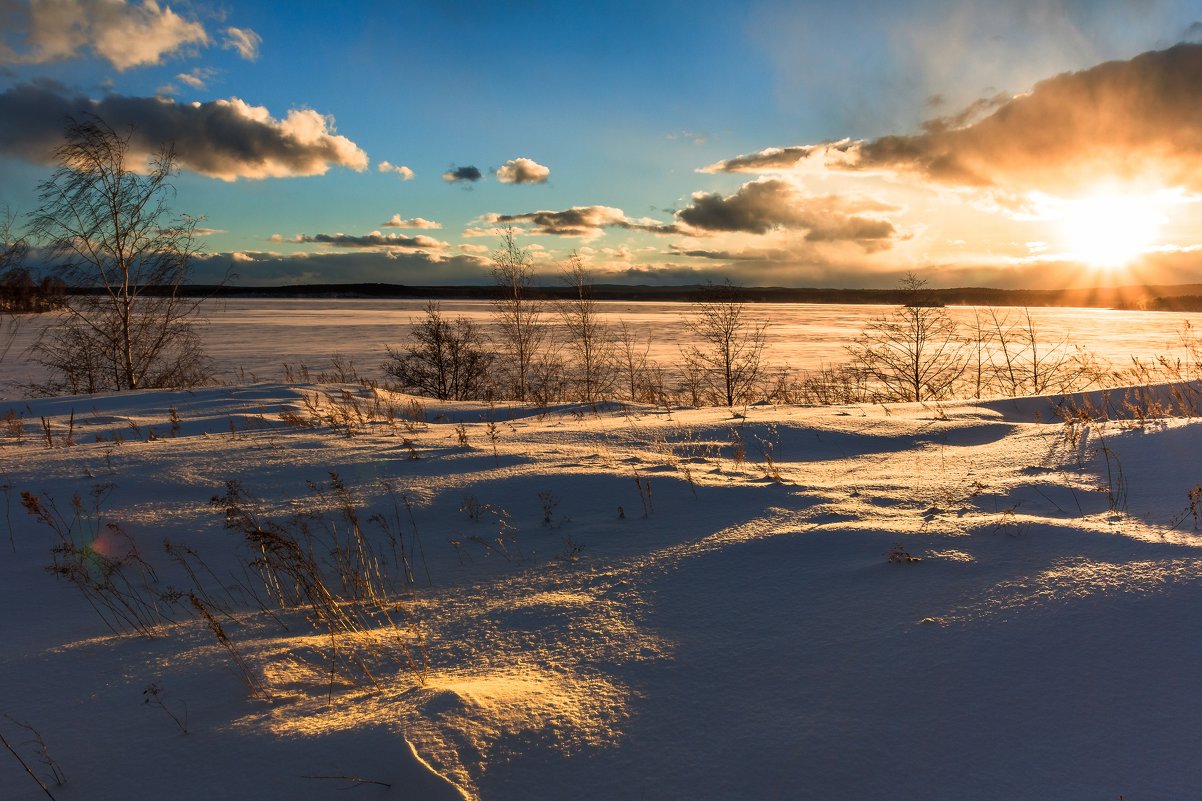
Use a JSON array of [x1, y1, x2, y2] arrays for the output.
[[2, 381, 1202, 799]]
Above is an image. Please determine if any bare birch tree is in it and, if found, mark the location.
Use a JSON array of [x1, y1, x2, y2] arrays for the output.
[[491, 228, 545, 401], [848, 273, 965, 402], [556, 252, 613, 403], [616, 320, 652, 403], [682, 281, 768, 407], [28, 117, 211, 393]]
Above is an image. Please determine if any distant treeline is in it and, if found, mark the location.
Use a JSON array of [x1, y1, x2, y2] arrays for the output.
[[1, 268, 66, 312], [1147, 295, 1202, 312], [99, 281, 1202, 310]]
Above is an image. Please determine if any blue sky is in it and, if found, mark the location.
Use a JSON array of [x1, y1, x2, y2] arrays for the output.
[[4, 0, 1202, 288]]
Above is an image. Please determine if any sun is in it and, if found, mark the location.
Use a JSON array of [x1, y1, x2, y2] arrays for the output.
[[1058, 191, 1168, 269]]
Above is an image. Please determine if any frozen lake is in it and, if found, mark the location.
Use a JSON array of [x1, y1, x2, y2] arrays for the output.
[[2, 298, 1199, 393]]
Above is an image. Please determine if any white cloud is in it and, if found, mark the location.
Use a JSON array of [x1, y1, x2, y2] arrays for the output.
[[222, 26, 261, 60], [496, 157, 550, 184], [176, 66, 216, 90], [0, 0, 210, 71], [461, 226, 511, 238], [382, 215, 441, 229], [377, 161, 415, 180], [0, 4, 263, 71]]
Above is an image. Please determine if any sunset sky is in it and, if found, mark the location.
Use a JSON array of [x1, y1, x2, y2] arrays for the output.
[[4, 0, 1202, 288]]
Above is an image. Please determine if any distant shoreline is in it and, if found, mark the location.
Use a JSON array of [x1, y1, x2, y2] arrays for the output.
[[135, 282, 1202, 311]]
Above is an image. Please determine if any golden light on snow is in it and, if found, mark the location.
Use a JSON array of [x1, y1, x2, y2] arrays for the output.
[[1056, 190, 1170, 269]]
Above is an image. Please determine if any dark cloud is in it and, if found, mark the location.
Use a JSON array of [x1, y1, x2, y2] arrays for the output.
[[607, 261, 872, 287], [191, 250, 490, 286], [917, 92, 1011, 135], [296, 232, 447, 249], [0, 83, 369, 180], [674, 179, 898, 248], [495, 157, 550, 184], [490, 206, 676, 238], [668, 246, 786, 262], [442, 165, 483, 183], [488, 187, 898, 251], [701, 141, 857, 174], [709, 43, 1202, 196], [183, 243, 1202, 291]]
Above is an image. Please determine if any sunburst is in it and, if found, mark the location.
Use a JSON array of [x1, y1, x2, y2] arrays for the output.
[[1057, 191, 1169, 269]]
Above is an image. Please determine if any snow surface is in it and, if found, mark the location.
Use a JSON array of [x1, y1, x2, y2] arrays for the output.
[[2, 381, 1202, 800]]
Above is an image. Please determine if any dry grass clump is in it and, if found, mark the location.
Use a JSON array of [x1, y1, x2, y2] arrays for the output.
[[211, 475, 428, 692], [21, 484, 174, 636]]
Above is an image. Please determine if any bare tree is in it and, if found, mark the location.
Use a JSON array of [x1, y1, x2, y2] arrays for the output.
[[2, 206, 66, 314], [682, 281, 769, 407], [615, 320, 653, 403], [848, 273, 965, 402], [0, 208, 28, 362], [27, 116, 211, 393], [491, 228, 545, 401], [382, 302, 494, 400], [0, 207, 28, 277], [982, 307, 1081, 396], [556, 253, 614, 403]]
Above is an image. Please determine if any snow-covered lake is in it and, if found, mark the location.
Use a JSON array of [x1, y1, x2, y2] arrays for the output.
[[3, 298, 1199, 390], [198, 299, 1202, 378]]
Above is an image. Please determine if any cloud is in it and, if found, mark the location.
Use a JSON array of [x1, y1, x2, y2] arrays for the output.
[[495, 157, 550, 184], [442, 165, 482, 183], [460, 226, 511, 239], [0, 0, 208, 71], [296, 231, 448, 250], [701, 140, 859, 174], [176, 67, 216, 91], [667, 130, 709, 145], [222, 26, 261, 61], [674, 179, 899, 249], [191, 249, 491, 286], [710, 43, 1202, 198], [668, 246, 784, 262], [378, 161, 414, 180], [381, 215, 441, 229], [192, 227, 224, 237], [489, 206, 675, 239], [0, 83, 369, 180]]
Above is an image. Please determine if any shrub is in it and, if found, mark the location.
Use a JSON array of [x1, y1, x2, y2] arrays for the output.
[[382, 302, 494, 400]]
